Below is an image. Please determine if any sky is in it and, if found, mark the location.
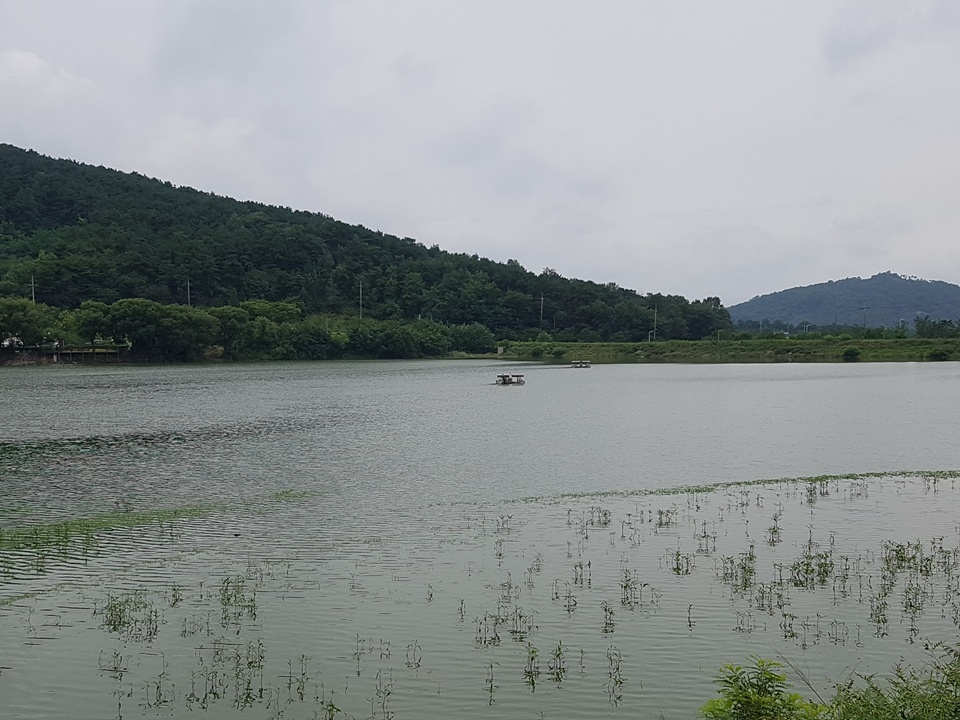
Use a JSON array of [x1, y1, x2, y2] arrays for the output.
[[1, 1, 958, 306]]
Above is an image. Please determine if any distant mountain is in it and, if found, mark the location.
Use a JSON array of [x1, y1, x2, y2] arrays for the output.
[[728, 273, 960, 329]]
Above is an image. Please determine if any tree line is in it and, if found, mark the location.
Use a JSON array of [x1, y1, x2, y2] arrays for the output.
[[0, 297, 496, 361], [914, 316, 960, 339], [735, 316, 957, 339]]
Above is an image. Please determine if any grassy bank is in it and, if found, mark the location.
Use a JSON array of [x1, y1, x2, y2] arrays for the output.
[[500, 337, 960, 364]]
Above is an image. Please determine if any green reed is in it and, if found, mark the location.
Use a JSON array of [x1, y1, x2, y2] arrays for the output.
[[97, 589, 160, 642]]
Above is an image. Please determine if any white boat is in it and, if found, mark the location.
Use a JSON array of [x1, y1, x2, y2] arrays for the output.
[[495, 373, 525, 385], [570, 359, 592, 368]]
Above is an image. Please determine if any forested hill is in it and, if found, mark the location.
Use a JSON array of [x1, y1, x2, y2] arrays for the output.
[[728, 272, 960, 329], [0, 143, 729, 342]]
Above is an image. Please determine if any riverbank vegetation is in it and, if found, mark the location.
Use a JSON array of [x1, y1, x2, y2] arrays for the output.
[[4, 294, 960, 364], [734, 315, 960, 341], [701, 652, 960, 720], [503, 336, 960, 363], [0, 296, 497, 361]]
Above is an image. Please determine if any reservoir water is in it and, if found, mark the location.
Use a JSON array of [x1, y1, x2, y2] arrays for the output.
[[1, 360, 959, 718]]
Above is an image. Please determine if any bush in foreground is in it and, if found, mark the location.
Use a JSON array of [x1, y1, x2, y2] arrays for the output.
[[828, 645, 960, 720], [701, 649, 960, 720], [700, 658, 823, 720]]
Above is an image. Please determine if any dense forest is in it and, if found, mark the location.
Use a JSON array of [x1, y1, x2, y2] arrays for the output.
[[0, 143, 731, 357]]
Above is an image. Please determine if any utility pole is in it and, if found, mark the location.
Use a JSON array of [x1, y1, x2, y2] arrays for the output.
[[186, 277, 191, 306], [359, 280, 363, 319], [653, 305, 658, 341], [539, 293, 544, 330], [30, 275, 36, 304]]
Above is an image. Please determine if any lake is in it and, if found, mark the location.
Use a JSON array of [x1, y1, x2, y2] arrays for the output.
[[1, 360, 960, 719]]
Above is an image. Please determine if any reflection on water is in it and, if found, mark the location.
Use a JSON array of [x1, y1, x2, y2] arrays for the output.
[[2, 361, 960, 718]]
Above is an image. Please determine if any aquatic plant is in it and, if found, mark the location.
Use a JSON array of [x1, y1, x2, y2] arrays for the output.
[[696, 520, 718, 554], [508, 605, 537, 641], [219, 575, 257, 630], [547, 642, 566, 685], [669, 548, 695, 576], [141, 654, 176, 710], [405, 640, 422, 669], [717, 542, 757, 593], [620, 564, 639, 607], [656, 506, 679, 528], [7, 469, 960, 718], [97, 590, 160, 642], [519, 469, 960, 505], [606, 644, 625, 705], [766, 511, 783, 546], [563, 582, 578, 613], [601, 599, 616, 633], [485, 662, 497, 705], [475, 612, 502, 647], [589, 506, 612, 527], [522, 642, 540, 691], [371, 668, 394, 719]]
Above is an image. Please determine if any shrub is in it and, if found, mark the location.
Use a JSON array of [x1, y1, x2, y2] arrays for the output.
[[701, 649, 960, 720], [448, 323, 494, 354], [700, 657, 825, 720], [829, 647, 960, 720], [842, 347, 861, 362]]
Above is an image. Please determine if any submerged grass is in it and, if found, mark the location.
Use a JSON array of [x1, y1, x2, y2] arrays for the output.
[[0, 486, 321, 554], [0, 505, 212, 552], [0, 588, 62, 607], [270, 489, 318, 502], [516, 469, 960, 504], [4, 471, 959, 718]]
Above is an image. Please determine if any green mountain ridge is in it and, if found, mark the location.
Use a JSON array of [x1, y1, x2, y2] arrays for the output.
[[0, 143, 730, 343], [728, 272, 960, 329]]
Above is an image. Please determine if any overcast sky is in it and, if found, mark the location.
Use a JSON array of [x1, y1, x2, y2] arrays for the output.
[[2, 1, 958, 305]]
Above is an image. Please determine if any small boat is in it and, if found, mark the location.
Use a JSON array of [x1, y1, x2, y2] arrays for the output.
[[570, 359, 592, 368], [495, 373, 526, 385]]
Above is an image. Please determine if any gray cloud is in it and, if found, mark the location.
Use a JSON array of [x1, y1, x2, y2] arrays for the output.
[[2, 1, 959, 305], [823, 0, 960, 71]]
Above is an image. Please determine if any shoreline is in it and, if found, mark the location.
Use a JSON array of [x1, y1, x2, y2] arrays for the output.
[[4, 337, 960, 367]]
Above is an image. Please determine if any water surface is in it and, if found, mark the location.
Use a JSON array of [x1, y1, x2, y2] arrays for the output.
[[2, 360, 959, 718]]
